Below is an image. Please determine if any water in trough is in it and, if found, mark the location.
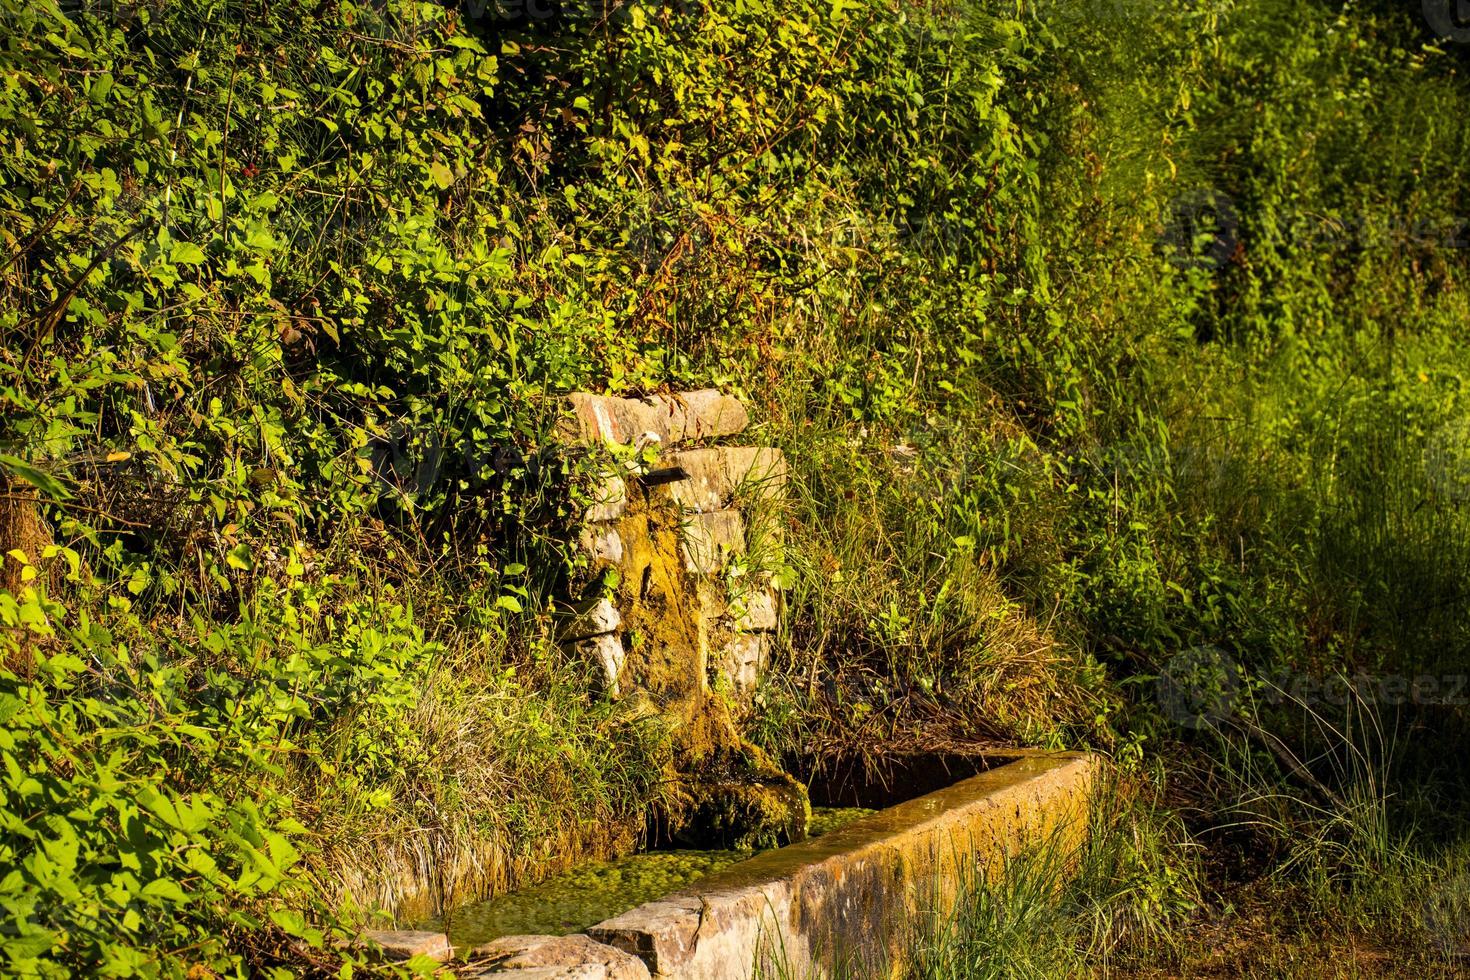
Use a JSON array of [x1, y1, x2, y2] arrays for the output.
[[427, 807, 875, 947]]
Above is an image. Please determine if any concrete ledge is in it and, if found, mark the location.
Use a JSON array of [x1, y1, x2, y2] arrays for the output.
[[587, 752, 1098, 979]]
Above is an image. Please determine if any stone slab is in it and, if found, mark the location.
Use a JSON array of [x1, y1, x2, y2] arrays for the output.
[[578, 525, 625, 565], [679, 511, 746, 575], [362, 929, 453, 963], [662, 447, 787, 514], [560, 391, 749, 448], [587, 753, 1098, 979], [732, 589, 779, 632], [460, 934, 651, 979], [583, 472, 629, 523]]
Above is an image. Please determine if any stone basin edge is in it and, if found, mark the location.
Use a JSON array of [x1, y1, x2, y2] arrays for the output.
[[375, 751, 1101, 978]]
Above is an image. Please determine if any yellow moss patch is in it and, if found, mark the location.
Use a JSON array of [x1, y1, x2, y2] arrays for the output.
[[602, 483, 809, 848]]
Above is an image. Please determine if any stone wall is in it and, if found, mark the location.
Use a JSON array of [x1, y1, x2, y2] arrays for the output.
[[554, 389, 804, 851], [556, 390, 786, 707]]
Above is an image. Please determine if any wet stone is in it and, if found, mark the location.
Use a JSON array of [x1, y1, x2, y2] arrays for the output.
[[673, 773, 810, 851]]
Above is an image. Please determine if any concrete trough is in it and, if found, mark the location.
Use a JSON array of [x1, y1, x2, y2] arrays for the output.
[[450, 751, 1098, 979]]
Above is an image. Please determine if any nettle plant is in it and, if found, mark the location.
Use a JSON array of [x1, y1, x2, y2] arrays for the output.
[[0, 566, 446, 976]]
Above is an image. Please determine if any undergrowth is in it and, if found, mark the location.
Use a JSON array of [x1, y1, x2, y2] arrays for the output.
[[4, 0, 1470, 974]]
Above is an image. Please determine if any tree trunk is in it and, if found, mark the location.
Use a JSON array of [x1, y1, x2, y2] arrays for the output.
[[0, 478, 51, 593], [0, 478, 54, 672], [0, 479, 51, 596]]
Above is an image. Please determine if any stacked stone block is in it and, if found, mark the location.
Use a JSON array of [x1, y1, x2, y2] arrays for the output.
[[555, 390, 785, 702]]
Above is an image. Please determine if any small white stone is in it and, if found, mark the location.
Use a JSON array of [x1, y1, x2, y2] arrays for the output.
[[579, 525, 625, 565], [576, 633, 627, 696], [560, 597, 622, 641]]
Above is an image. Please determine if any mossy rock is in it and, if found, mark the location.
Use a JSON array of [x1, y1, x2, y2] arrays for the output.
[[674, 771, 811, 850]]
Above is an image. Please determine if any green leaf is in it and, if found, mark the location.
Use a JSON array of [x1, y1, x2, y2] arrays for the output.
[[243, 222, 277, 251], [89, 72, 114, 103], [226, 544, 254, 571], [170, 242, 206, 265], [1, 929, 58, 959], [140, 878, 188, 904], [427, 161, 454, 190], [0, 456, 71, 500]]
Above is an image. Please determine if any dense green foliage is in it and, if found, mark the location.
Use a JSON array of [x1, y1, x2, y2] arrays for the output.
[[4, 0, 1470, 974]]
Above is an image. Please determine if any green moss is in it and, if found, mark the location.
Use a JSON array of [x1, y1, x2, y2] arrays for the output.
[[808, 807, 876, 838], [601, 488, 813, 849], [676, 771, 812, 851]]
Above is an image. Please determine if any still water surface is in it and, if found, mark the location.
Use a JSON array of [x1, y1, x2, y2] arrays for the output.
[[431, 807, 875, 946]]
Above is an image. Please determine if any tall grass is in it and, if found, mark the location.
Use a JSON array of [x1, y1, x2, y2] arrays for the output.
[[905, 769, 1193, 975], [749, 767, 1197, 979], [310, 638, 670, 922]]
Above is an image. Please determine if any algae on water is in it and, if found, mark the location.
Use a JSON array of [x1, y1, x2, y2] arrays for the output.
[[434, 806, 875, 947], [807, 807, 876, 838], [435, 850, 745, 947]]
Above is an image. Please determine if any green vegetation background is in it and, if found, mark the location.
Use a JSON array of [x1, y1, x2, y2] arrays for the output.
[[4, 0, 1470, 974]]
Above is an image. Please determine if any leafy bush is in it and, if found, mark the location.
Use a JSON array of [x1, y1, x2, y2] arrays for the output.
[[0, 563, 433, 975]]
